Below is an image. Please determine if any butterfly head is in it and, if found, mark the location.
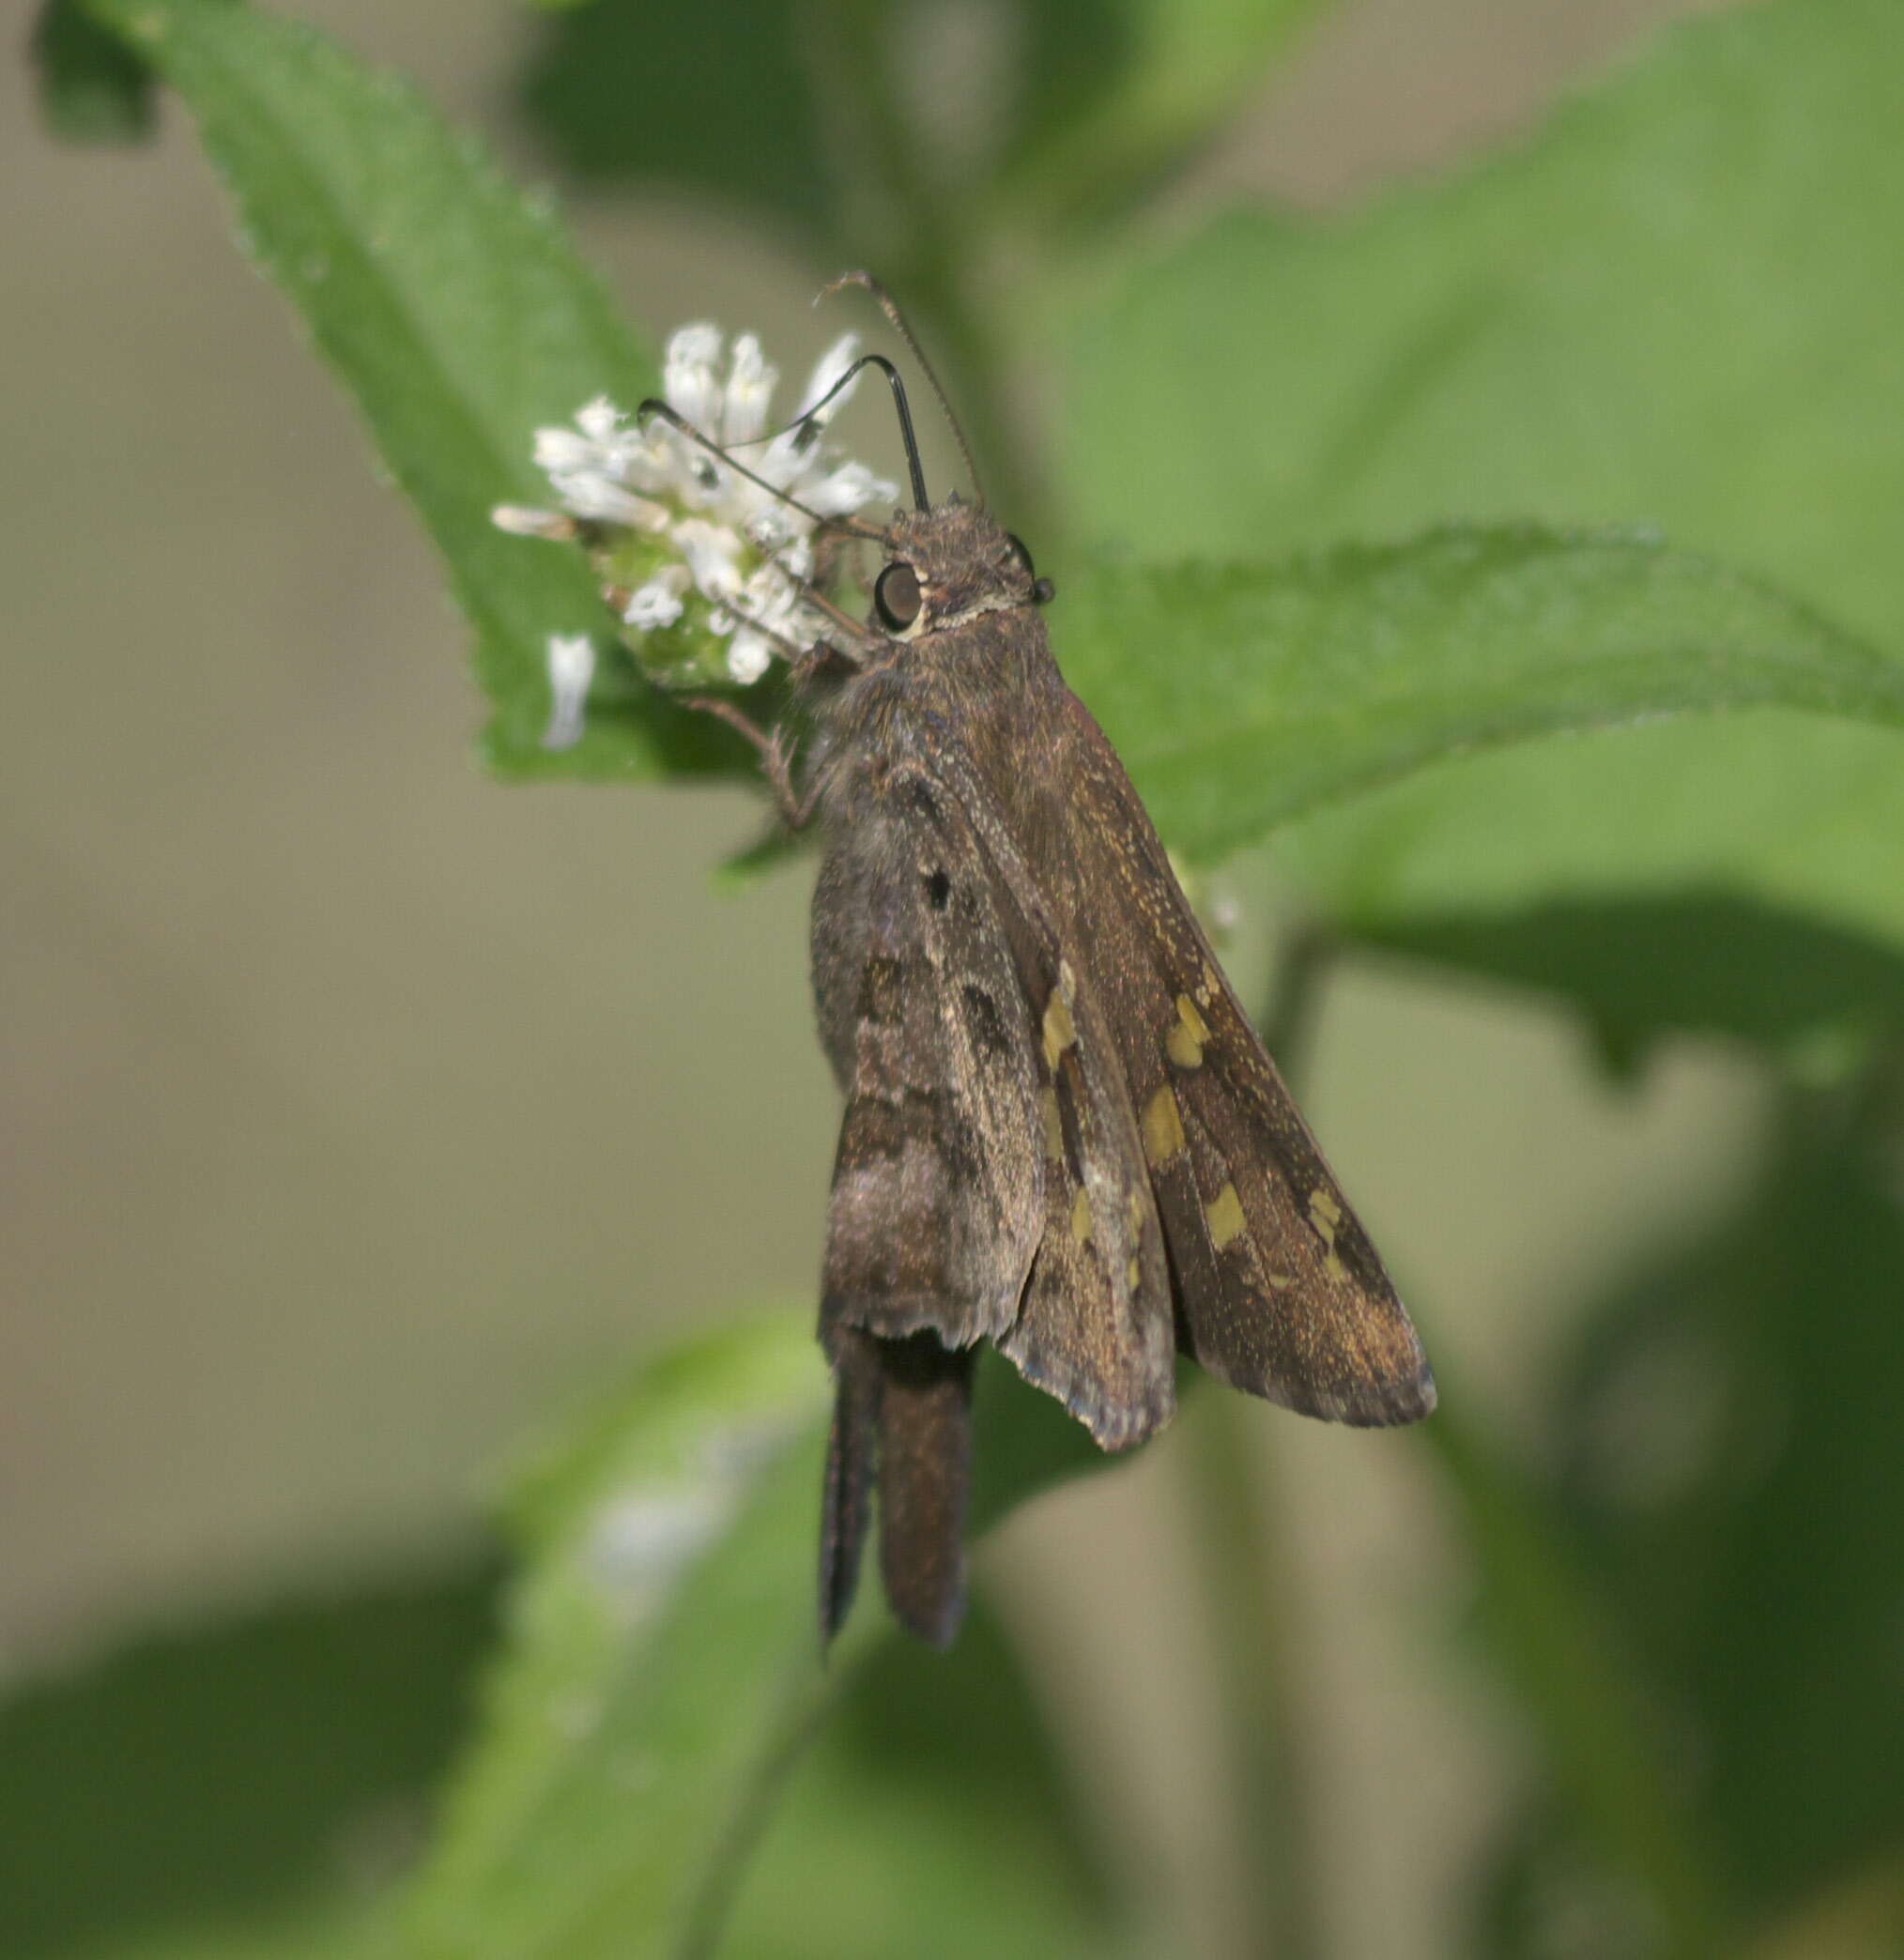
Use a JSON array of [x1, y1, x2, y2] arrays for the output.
[[868, 502, 1054, 640]]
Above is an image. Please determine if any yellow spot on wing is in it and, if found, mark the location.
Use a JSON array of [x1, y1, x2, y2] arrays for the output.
[[1305, 1187, 1347, 1281], [1166, 993, 1209, 1070], [1041, 989, 1075, 1071], [1142, 1084, 1186, 1165], [1040, 1088, 1063, 1161], [1127, 1254, 1142, 1291], [1205, 1181, 1246, 1250], [1196, 964, 1219, 1007], [1069, 1187, 1093, 1244]]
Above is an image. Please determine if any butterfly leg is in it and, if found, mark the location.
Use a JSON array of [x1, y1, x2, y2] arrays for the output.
[[678, 694, 817, 830]]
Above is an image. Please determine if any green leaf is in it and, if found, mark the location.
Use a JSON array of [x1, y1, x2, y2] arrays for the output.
[[32, 0, 155, 143], [399, 1310, 1108, 1960], [76, 0, 729, 781], [0, 1560, 499, 1960], [1067, 0, 1904, 627], [514, 0, 1329, 256], [1056, 528, 1904, 864], [514, 0, 840, 245], [722, 1601, 1116, 1960], [995, 0, 1331, 230], [1279, 716, 1904, 1049], [1422, 1396, 1730, 1959], [1064, 0, 1904, 1046], [1351, 894, 1904, 1064], [401, 1312, 830, 1959], [1474, 1095, 1904, 1938]]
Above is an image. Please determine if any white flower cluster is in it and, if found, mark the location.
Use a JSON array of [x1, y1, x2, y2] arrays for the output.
[[494, 326, 898, 748]]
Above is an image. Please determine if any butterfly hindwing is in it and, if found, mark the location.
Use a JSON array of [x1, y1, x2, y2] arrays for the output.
[[812, 758, 1046, 1644], [995, 940, 1177, 1451], [813, 764, 1045, 1349]]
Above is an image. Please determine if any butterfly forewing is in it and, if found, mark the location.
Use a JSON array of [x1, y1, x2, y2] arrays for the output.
[[1048, 691, 1435, 1427]]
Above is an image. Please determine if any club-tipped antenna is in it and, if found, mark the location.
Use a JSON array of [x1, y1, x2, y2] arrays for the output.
[[821, 271, 983, 507]]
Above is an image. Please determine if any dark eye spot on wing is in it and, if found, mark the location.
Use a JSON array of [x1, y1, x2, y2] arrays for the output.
[[960, 983, 1010, 1057], [925, 868, 951, 911]]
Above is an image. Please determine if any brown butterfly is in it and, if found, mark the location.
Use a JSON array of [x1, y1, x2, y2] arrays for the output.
[[646, 277, 1434, 1647]]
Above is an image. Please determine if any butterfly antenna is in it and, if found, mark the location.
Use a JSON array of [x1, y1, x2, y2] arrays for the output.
[[788, 350, 930, 512], [631, 398, 886, 541], [821, 271, 983, 507]]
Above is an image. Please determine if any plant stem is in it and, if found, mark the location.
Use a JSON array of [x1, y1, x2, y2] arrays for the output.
[[810, 0, 1051, 541], [1181, 1392, 1328, 1960], [1168, 922, 1345, 1958], [1260, 920, 1335, 1084], [1258, 923, 1729, 1952], [1420, 1390, 1732, 1960]]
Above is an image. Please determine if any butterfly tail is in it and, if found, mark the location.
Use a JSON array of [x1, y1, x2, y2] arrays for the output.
[[820, 1325, 975, 1649], [820, 1325, 880, 1646], [875, 1331, 975, 1648]]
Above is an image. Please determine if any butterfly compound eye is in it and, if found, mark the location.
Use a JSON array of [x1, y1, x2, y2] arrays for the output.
[[1004, 532, 1055, 605], [875, 561, 923, 632]]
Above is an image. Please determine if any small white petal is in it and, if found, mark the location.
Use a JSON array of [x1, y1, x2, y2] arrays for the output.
[[622, 564, 691, 630], [794, 332, 862, 424], [778, 532, 816, 581], [726, 627, 775, 684], [789, 597, 830, 643], [664, 323, 725, 435], [491, 503, 576, 540], [575, 395, 624, 443], [615, 427, 683, 497], [674, 446, 729, 511], [534, 425, 604, 475], [755, 421, 819, 493], [741, 559, 802, 625], [722, 334, 777, 447], [551, 473, 668, 528], [667, 322, 723, 370], [804, 459, 897, 517], [672, 517, 745, 604], [542, 633, 596, 751], [746, 504, 802, 552]]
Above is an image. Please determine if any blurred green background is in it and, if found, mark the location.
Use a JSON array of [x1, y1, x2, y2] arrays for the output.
[[12, 0, 1903, 1955]]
